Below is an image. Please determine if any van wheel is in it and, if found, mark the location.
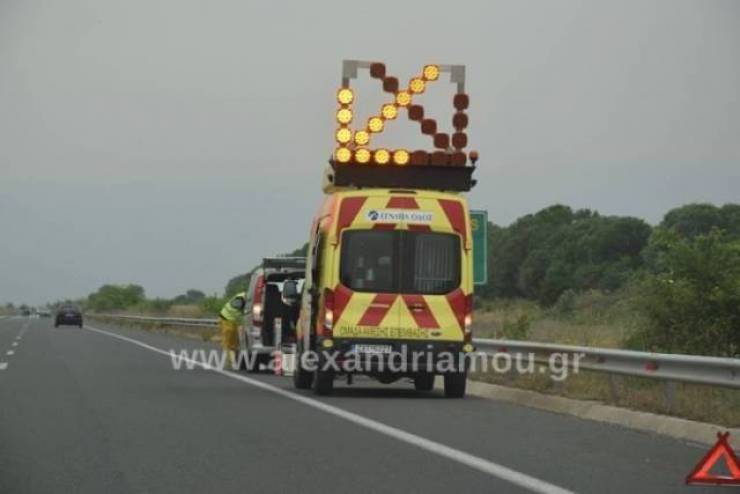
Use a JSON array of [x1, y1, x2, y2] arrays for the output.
[[444, 372, 467, 398], [293, 353, 314, 389], [414, 373, 435, 392], [312, 369, 334, 396]]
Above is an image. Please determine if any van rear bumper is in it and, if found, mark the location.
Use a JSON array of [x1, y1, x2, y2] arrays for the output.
[[323, 338, 468, 374]]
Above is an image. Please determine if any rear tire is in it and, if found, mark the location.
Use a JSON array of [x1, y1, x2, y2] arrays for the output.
[[293, 352, 313, 389], [414, 373, 435, 392], [312, 368, 334, 396], [443, 372, 467, 398]]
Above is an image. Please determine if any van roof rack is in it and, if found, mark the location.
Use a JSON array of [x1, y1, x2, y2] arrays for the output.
[[262, 257, 306, 271]]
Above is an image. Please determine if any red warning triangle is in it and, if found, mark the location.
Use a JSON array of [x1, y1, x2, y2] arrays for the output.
[[686, 432, 740, 485]]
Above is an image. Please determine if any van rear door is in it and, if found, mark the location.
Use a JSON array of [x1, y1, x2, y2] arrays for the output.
[[396, 230, 465, 342], [335, 229, 464, 342], [335, 229, 400, 340]]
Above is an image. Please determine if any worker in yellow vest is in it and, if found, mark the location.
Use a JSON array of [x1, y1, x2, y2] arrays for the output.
[[219, 292, 246, 368]]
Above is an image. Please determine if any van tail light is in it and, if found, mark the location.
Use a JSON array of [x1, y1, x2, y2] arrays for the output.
[[322, 288, 334, 336], [252, 274, 265, 327], [464, 294, 473, 342]]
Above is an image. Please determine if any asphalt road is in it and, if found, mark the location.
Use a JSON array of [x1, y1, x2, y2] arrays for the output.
[[0, 317, 721, 493]]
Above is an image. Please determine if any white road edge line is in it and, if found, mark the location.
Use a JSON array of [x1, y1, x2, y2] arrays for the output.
[[0, 362, 7, 370], [84, 325, 574, 494]]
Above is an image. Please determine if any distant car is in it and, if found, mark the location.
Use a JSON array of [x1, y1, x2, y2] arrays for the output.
[[38, 310, 52, 318], [55, 305, 83, 328]]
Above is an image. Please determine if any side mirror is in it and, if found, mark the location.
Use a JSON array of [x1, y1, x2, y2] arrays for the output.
[[281, 280, 300, 306]]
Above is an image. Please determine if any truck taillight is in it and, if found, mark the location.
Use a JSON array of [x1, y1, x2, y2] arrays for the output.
[[252, 274, 265, 327], [252, 303, 263, 326], [322, 288, 334, 335], [464, 294, 473, 342]]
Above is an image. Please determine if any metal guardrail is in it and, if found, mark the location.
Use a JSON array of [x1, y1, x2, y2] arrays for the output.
[[474, 339, 740, 390], [92, 314, 218, 329], [91, 314, 740, 389]]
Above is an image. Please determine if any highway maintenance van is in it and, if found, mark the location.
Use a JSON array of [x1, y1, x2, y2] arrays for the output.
[[240, 257, 305, 371], [293, 60, 478, 397]]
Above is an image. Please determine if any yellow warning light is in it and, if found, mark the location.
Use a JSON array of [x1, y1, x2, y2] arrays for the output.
[[381, 104, 398, 120], [337, 88, 354, 105], [336, 108, 353, 124], [393, 149, 410, 165], [355, 148, 371, 163], [423, 64, 440, 81], [354, 130, 370, 146], [335, 147, 351, 163], [368, 117, 384, 133], [374, 149, 390, 165], [409, 78, 426, 94], [335, 127, 352, 144], [395, 91, 411, 107]]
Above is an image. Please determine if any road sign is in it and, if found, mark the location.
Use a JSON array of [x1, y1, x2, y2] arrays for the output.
[[686, 432, 740, 485], [470, 210, 487, 286]]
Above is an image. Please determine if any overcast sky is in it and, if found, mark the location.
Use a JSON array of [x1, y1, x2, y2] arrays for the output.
[[1, 0, 739, 305]]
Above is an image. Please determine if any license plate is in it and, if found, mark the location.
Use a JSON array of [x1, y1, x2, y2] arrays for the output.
[[352, 344, 393, 354]]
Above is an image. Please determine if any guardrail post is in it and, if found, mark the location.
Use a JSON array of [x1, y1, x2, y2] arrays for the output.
[[663, 381, 676, 413], [608, 374, 620, 403]]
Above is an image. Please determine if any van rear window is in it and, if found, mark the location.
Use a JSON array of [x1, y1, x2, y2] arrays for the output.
[[340, 230, 460, 295]]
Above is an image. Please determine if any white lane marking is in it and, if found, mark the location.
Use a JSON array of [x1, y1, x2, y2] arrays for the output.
[[6, 350, 15, 356], [12, 342, 18, 347], [0, 362, 7, 370], [84, 325, 574, 494]]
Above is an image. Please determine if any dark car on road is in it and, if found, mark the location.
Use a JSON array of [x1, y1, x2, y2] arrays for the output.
[[55, 305, 83, 328]]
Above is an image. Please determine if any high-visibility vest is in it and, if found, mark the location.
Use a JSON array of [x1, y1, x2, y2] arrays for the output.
[[220, 292, 246, 323]]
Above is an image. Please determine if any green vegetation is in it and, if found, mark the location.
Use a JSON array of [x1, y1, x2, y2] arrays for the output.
[[474, 202, 740, 358], [224, 274, 249, 298], [87, 284, 145, 311], [630, 230, 740, 357], [478, 205, 651, 304]]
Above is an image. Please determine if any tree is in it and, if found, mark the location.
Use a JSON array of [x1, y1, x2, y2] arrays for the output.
[[283, 242, 308, 257], [224, 273, 250, 297], [87, 284, 146, 311], [630, 230, 740, 357], [480, 205, 651, 304], [172, 289, 206, 304], [660, 203, 740, 239]]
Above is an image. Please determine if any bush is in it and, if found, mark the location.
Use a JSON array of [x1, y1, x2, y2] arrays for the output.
[[501, 314, 531, 340], [200, 295, 225, 316], [87, 284, 145, 312], [628, 230, 740, 357], [481, 205, 651, 305], [553, 289, 577, 316]]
